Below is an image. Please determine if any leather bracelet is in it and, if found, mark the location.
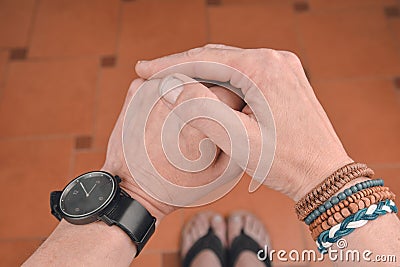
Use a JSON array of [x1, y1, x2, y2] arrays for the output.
[[311, 189, 395, 240], [295, 162, 374, 220], [308, 186, 389, 231]]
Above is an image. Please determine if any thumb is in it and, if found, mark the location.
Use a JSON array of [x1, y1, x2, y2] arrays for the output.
[[158, 73, 262, 180]]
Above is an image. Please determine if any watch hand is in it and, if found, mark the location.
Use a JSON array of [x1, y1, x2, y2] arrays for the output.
[[87, 184, 97, 196], [80, 182, 89, 197]]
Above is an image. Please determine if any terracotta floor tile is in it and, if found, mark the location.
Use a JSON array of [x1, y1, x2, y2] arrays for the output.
[[0, 138, 73, 239], [162, 252, 181, 267], [313, 78, 400, 164], [219, 0, 289, 4], [0, 240, 43, 266], [73, 150, 106, 177], [308, 0, 397, 11], [118, 0, 207, 65], [297, 8, 400, 80], [208, 3, 302, 55], [0, 59, 98, 137], [182, 175, 305, 266], [130, 251, 162, 267], [389, 14, 400, 49], [94, 65, 137, 149], [0, 50, 8, 86], [147, 209, 184, 252], [0, 0, 36, 48], [29, 0, 119, 58]]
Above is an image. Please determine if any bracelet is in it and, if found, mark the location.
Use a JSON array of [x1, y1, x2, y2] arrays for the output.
[[316, 199, 398, 254], [311, 189, 395, 240], [304, 179, 384, 225], [295, 162, 374, 220], [309, 186, 392, 231]]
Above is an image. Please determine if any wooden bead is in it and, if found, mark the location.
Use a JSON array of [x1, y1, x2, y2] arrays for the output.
[[357, 199, 365, 209], [367, 194, 375, 204], [327, 209, 332, 216], [349, 203, 359, 213], [322, 220, 330, 230], [362, 197, 371, 207], [328, 216, 336, 226], [343, 200, 349, 206], [334, 205, 340, 212], [334, 212, 344, 223], [339, 202, 345, 209], [341, 207, 351, 218]]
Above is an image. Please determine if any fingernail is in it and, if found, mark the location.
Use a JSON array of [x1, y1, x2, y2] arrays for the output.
[[137, 60, 148, 64], [159, 75, 184, 104]]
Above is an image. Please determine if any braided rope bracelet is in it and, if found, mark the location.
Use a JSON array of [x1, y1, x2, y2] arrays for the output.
[[311, 189, 395, 240], [316, 199, 398, 254], [304, 179, 384, 225], [296, 163, 374, 220]]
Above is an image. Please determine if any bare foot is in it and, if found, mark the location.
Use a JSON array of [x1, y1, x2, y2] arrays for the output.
[[228, 211, 271, 267], [181, 211, 226, 267]]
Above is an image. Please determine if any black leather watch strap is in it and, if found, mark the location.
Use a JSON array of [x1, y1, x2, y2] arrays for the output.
[[101, 191, 156, 257], [50, 191, 62, 221]]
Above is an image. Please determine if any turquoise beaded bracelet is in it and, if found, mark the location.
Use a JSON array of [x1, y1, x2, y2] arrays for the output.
[[304, 179, 384, 225]]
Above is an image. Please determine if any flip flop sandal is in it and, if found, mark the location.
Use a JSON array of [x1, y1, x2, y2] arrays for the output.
[[182, 227, 227, 267], [228, 229, 271, 267]]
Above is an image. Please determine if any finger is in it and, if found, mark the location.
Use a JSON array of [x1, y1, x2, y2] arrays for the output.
[[158, 73, 261, 176], [135, 45, 244, 80]]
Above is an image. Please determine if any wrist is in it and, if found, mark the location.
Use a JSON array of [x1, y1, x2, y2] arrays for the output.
[[100, 166, 173, 223], [292, 156, 354, 202]]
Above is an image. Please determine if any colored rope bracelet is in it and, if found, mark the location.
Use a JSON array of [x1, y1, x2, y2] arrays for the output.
[[304, 179, 384, 225], [316, 199, 398, 254], [295, 162, 374, 220], [309, 186, 392, 232], [311, 188, 395, 240]]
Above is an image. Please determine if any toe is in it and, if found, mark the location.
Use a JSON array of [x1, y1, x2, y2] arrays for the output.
[[227, 212, 244, 246], [210, 214, 226, 247]]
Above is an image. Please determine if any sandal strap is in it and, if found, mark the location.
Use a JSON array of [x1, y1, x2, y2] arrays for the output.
[[182, 228, 226, 267], [228, 229, 271, 267]]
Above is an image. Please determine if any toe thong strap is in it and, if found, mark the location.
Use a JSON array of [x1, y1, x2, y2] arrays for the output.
[[182, 228, 226, 267], [228, 229, 271, 267]]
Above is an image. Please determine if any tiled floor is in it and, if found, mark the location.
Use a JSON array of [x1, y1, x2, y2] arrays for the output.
[[0, 0, 399, 266]]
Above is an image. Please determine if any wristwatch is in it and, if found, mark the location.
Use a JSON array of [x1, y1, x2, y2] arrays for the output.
[[50, 171, 156, 257]]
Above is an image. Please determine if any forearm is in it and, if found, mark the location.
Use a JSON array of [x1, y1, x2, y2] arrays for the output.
[[24, 220, 136, 266]]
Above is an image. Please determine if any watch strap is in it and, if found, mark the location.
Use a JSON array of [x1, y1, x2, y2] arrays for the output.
[[102, 191, 156, 257], [50, 191, 62, 221]]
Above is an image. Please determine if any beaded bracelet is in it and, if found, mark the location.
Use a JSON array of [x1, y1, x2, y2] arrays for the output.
[[304, 179, 384, 225], [296, 163, 374, 220], [311, 189, 395, 240], [309, 186, 392, 231], [316, 199, 398, 254]]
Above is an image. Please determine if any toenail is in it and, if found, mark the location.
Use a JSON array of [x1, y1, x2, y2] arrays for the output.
[[231, 215, 241, 222], [213, 215, 223, 222]]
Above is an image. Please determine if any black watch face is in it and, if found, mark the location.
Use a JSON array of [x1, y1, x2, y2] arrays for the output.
[[60, 172, 116, 218]]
